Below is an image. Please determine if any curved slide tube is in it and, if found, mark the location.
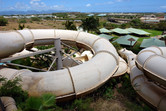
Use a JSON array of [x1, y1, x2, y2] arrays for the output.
[[0, 29, 127, 100], [119, 47, 166, 111], [0, 97, 17, 111]]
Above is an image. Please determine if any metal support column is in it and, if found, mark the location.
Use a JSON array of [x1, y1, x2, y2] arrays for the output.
[[54, 38, 63, 70]]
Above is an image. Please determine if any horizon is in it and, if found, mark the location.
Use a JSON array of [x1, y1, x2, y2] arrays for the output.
[[0, 0, 166, 13]]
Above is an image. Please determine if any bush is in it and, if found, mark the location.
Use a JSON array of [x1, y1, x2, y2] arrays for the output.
[[18, 24, 25, 30], [18, 19, 27, 23], [71, 98, 93, 111], [65, 20, 76, 30], [24, 93, 62, 111], [31, 17, 41, 21], [112, 42, 122, 51], [0, 76, 28, 105], [0, 16, 8, 26]]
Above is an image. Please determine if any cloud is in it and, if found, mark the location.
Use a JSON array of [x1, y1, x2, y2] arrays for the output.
[[95, 1, 114, 6], [9, 2, 30, 10], [30, 0, 46, 9], [6, 0, 66, 11], [86, 4, 91, 7], [160, 5, 166, 9], [50, 5, 65, 10]]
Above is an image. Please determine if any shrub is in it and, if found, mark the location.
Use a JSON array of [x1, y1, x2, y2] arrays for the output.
[[71, 98, 93, 111], [112, 42, 122, 51], [18, 24, 25, 30], [24, 93, 62, 111], [0, 76, 28, 105], [65, 20, 76, 30], [0, 16, 8, 26], [31, 17, 41, 21], [18, 19, 27, 23]]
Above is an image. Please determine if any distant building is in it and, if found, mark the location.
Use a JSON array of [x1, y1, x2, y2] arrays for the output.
[[87, 14, 94, 17], [108, 18, 131, 24], [140, 14, 165, 23], [97, 13, 106, 17], [108, 13, 136, 16], [68, 14, 76, 18]]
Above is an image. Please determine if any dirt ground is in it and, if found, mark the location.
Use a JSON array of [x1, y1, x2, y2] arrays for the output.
[[0, 19, 81, 31]]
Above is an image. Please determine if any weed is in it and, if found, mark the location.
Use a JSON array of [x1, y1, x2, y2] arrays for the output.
[[71, 98, 93, 111], [0, 76, 28, 106]]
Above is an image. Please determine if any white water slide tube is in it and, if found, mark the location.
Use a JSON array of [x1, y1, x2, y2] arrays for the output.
[[119, 46, 166, 111], [0, 29, 127, 100]]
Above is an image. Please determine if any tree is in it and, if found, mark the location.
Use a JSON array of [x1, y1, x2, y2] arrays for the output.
[[157, 22, 166, 31], [130, 18, 142, 28], [80, 16, 99, 32], [0, 16, 8, 26], [120, 23, 131, 29], [18, 24, 25, 30], [65, 20, 76, 30]]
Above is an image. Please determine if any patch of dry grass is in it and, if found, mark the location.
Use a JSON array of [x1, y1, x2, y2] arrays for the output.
[[0, 19, 81, 31], [91, 98, 126, 111]]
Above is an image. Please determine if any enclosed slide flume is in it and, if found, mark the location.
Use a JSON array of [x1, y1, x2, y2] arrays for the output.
[[0, 29, 127, 102], [119, 46, 166, 111], [1, 29, 166, 111]]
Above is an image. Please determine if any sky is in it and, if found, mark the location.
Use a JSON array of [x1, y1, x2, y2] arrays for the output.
[[0, 0, 166, 12]]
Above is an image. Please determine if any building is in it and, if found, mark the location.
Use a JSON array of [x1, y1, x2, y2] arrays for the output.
[[140, 14, 165, 23], [140, 38, 165, 48], [113, 35, 138, 46]]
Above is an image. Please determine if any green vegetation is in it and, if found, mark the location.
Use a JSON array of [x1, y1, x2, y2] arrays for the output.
[[18, 24, 25, 30], [112, 42, 122, 51], [18, 19, 27, 23], [0, 76, 28, 106], [71, 98, 93, 111], [24, 94, 62, 111], [81, 16, 99, 32], [52, 13, 68, 18], [65, 20, 76, 30], [31, 17, 41, 21], [142, 29, 162, 37], [0, 16, 8, 26]]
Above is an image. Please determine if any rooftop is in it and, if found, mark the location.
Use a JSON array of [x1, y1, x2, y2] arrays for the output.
[[140, 38, 165, 48], [113, 35, 138, 46]]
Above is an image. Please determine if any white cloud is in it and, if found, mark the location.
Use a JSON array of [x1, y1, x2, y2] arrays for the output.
[[50, 5, 64, 10], [161, 5, 166, 9], [86, 4, 91, 7], [6, 0, 66, 11], [9, 2, 30, 10], [95, 1, 114, 6], [30, 0, 46, 9]]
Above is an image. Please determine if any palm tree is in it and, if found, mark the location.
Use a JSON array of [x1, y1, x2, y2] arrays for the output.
[[80, 16, 99, 32]]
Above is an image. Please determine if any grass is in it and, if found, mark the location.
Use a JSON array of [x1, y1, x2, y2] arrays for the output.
[[142, 29, 162, 37]]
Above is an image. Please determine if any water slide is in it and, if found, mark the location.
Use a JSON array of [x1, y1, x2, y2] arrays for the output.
[[0, 29, 127, 100], [119, 46, 166, 111]]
